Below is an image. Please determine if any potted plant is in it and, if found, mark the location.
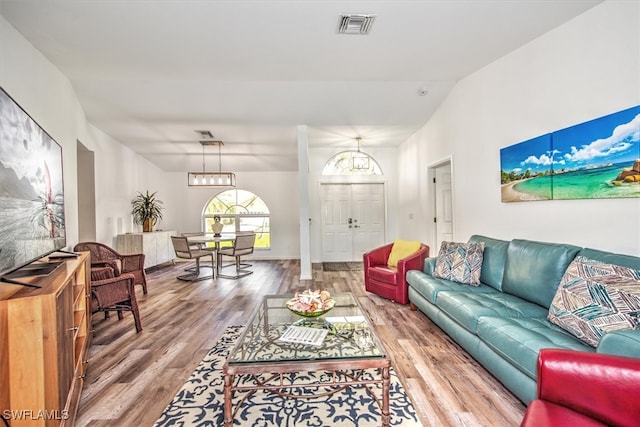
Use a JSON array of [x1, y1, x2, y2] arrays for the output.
[[131, 191, 164, 232]]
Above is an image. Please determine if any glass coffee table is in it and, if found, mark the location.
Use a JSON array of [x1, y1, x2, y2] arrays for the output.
[[222, 292, 390, 426]]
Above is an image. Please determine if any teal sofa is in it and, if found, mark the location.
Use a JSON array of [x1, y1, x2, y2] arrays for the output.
[[406, 235, 640, 404]]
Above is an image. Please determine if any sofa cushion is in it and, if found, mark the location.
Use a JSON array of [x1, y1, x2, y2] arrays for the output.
[[476, 316, 591, 379], [578, 248, 640, 271], [433, 241, 485, 285], [406, 270, 495, 304], [436, 290, 548, 333], [548, 256, 640, 347], [387, 239, 421, 267], [468, 235, 509, 291], [502, 239, 581, 308]]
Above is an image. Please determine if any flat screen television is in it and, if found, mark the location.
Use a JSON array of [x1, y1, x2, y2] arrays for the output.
[[0, 86, 67, 284]]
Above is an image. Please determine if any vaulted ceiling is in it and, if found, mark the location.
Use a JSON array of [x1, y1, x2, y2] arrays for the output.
[[0, 0, 602, 172]]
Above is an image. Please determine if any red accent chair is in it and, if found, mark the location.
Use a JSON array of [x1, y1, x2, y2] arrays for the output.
[[363, 243, 429, 304], [520, 349, 640, 427]]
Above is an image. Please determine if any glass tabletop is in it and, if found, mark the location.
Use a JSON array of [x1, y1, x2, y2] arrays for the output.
[[227, 292, 386, 365]]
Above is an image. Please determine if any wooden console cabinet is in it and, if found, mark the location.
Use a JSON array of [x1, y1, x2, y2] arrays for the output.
[[0, 252, 91, 426], [115, 230, 175, 269]]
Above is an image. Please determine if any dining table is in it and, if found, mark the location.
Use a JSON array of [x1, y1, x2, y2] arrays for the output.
[[186, 233, 236, 276]]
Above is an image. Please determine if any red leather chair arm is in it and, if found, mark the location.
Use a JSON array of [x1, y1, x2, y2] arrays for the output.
[[363, 243, 394, 268], [396, 244, 429, 276], [524, 349, 640, 427]]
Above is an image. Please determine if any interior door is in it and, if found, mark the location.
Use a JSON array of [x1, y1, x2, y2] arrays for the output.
[[321, 183, 385, 262], [435, 164, 453, 248]]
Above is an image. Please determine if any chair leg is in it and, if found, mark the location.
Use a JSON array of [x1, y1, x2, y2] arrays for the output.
[[176, 256, 214, 281], [218, 256, 253, 279], [130, 299, 142, 333]]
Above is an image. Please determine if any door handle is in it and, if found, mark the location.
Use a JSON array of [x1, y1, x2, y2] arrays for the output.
[[347, 218, 353, 224]]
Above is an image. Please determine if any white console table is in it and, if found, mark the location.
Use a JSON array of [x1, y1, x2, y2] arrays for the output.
[[116, 230, 176, 269]]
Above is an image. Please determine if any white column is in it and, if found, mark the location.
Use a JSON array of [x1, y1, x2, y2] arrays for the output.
[[297, 125, 312, 280]]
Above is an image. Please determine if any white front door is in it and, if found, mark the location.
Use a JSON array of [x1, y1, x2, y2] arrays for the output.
[[321, 183, 385, 262]]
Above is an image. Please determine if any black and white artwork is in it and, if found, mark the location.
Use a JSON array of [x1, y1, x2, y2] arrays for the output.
[[0, 87, 66, 276]]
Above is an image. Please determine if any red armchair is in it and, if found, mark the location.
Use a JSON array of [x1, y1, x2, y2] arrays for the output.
[[520, 349, 640, 427], [363, 242, 429, 304]]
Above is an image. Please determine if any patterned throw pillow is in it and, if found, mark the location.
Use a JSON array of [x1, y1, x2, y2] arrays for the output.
[[432, 241, 485, 286], [548, 256, 640, 347]]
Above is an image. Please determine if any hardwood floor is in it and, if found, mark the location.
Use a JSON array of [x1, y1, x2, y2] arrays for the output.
[[76, 260, 525, 426]]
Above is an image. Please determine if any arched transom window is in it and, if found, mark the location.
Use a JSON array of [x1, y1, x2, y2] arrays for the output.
[[321, 151, 382, 175], [203, 189, 270, 249]]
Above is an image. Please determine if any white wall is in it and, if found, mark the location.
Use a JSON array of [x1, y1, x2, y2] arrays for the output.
[[0, 15, 175, 249], [166, 170, 300, 260], [399, 0, 640, 256]]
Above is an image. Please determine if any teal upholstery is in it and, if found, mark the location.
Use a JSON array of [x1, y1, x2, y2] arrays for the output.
[[468, 235, 509, 290], [578, 247, 640, 270], [502, 239, 581, 308], [477, 317, 590, 379], [406, 235, 640, 405], [406, 269, 494, 305], [597, 329, 640, 358], [436, 291, 547, 333]]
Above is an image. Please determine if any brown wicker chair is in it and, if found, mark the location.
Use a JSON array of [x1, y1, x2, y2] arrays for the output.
[[74, 241, 148, 295], [90, 266, 142, 333]]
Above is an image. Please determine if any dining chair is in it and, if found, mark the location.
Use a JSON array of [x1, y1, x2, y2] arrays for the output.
[[218, 232, 256, 279], [171, 236, 215, 281], [181, 231, 205, 249]]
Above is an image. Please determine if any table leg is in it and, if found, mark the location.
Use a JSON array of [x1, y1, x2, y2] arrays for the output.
[[216, 242, 222, 275], [382, 366, 390, 427], [224, 373, 233, 426]]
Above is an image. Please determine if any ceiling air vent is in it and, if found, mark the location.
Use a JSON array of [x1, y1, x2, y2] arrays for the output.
[[337, 14, 376, 35]]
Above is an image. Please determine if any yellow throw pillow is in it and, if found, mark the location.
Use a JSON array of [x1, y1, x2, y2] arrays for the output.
[[387, 239, 421, 267]]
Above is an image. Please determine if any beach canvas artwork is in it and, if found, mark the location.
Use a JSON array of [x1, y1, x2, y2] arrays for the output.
[[500, 105, 640, 202]]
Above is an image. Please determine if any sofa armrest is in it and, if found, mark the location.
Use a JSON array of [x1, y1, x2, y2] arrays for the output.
[[530, 349, 640, 427], [423, 257, 437, 275], [597, 329, 640, 358]]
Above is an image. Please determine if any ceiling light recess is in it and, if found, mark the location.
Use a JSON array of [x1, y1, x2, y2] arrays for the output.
[[337, 14, 376, 35], [188, 140, 236, 187]]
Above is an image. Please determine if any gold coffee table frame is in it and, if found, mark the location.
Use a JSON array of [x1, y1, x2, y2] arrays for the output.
[[222, 293, 390, 426]]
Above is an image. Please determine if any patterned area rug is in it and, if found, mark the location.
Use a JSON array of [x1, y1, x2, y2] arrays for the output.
[[155, 326, 421, 426], [322, 262, 363, 271]]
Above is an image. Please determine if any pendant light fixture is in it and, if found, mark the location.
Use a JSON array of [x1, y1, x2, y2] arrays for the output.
[[351, 137, 370, 170], [188, 140, 236, 187]]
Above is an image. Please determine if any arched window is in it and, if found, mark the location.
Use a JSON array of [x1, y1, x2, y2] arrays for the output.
[[321, 151, 382, 175], [203, 189, 270, 249]]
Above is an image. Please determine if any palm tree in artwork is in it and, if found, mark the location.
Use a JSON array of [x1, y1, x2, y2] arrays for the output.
[[30, 162, 64, 238]]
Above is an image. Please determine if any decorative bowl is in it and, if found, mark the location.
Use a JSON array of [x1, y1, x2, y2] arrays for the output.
[[286, 297, 335, 318]]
